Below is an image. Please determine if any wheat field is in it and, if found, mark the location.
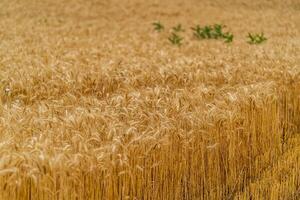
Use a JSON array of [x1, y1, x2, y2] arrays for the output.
[[0, 0, 299, 199]]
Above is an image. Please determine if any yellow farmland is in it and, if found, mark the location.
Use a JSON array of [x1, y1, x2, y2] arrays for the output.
[[0, 0, 299, 199]]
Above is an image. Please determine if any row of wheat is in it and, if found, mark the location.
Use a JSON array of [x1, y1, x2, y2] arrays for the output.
[[0, 57, 299, 199]]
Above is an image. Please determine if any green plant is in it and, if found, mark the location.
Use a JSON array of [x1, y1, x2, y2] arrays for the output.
[[203, 25, 213, 39], [212, 24, 224, 39], [168, 32, 183, 46], [172, 24, 185, 32], [223, 32, 234, 43], [191, 24, 234, 43], [191, 25, 206, 39], [152, 21, 164, 32], [191, 25, 214, 39], [247, 32, 267, 44]]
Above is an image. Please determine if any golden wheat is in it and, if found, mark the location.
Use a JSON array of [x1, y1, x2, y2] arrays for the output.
[[0, 0, 299, 199]]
